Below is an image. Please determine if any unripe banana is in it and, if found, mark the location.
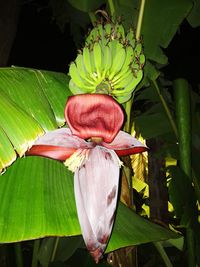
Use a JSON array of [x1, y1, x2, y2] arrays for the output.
[[113, 70, 133, 90], [68, 20, 145, 104], [111, 46, 134, 83], [109, 42, 126, 80], [104, 23, 112, 37], [112, 69, 133, 88], [96, 24, 105, 45], [102, 45, 112, 78], [93, 42, 103, 79], [69, 79, 83, 95], [69, 77, 95, 95], [115, 23, 125, 40], [69, 63, 85, 88], [126, 29, 136, 48], [89, 26, 99, 43], [85, 27, 99, 45], [139, 54, 145, 66], [118, 69, 143, 95], [75, 54, 95, 85], [82, 47, 98, 82], [112, 73, 143, 96], [134, 43, 142, 56], [83, 47, 92, 73], [114, 92, 132, 103]]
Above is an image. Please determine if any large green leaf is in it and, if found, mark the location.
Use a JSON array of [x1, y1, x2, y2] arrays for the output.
[[106, 203, 178, 253], [38, 236, 83, 266], [141, 0, 192, 64], [0, 157, 178, 251], [187, 0, 200, 27], [67, 0, 105, 12], [0, 67, 71, 128], [0, 91, 44, 164], [0, 67, 72, 171], [134, 112, 172, 139], [114, 0, 139, 29], [0, 126, 17, 172]]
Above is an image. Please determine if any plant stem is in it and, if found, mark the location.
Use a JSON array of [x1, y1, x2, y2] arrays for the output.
[[136, 0, 146, 40], [50, 237, 60, 262], [174, 79, 191, 177], [186, 228, 196, 267], [31, 240, 40, 267], [192, 169, 200, 203], [154, 242, 173, 267], [173, 79, 200, 202], [125, 98, 133, 133], [14, 243, 24, 267], [108, 0, 115, 18], [173, 79, 195, 267], [152, 80, 178, 139]]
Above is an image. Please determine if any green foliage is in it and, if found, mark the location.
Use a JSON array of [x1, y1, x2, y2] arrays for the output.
[[1, 0, 200, 266], [67, 0, 105, 12], [187, 0, 200, 27], [112, 0, 140, 29], [38, 237, 83, 266], [0, 67, 71, 171], [141, 0, 193, 65], [0, 156, 177, 244]]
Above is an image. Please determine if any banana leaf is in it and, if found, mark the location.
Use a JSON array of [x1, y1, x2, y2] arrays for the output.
[[0, 156, 178, 251], [0, 67, 72, 171]]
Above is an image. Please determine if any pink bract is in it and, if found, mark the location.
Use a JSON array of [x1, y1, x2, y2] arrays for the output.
[[65, 94, 124, 143]]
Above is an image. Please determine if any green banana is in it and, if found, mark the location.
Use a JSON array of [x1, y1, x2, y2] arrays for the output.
[[131, 61, 140, 72], [69, 77, 95, 95], [112, 68, 133, 87], [113, 92, 132, 103], [111, 45, 134, 83], [134, 42, 142, 56], [75, 54, 95, 85], [93, 42, 103, 79], [139, 54, 145, 66], [108, 39, 118, 58], [102, 45, 112, 78], [115, 23, 125, 40], [82, 47, 98, 81], [108, 42, 126, 80], [112, 70, 134, 89], [85, 30, 94, 45], [83, 47, 92, 73], [97, 24, 106, 45], [68, 20, 145, 103], [85, 28, 98, 46], [104, 23, 112, 38], [114, 69, 143, 95], [126, 28, 136, 48], [69, 79, 84, 95], [69, 63, 85, 88], [69, 62, 96, 90], [108, 40, 126, 80]]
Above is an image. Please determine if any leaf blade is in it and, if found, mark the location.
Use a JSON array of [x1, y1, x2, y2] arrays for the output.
[[0, 157, 179, 252]]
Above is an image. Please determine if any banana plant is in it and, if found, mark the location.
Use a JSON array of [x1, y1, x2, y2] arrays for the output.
[[0, 66, 178, 265], [1, 0, 200, 266]]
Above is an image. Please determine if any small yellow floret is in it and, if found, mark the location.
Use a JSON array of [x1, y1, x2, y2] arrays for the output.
[[64, 149, 90, 172]]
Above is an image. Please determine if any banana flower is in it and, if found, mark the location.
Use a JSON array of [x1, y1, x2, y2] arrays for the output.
[[27, 94, 147, 263]]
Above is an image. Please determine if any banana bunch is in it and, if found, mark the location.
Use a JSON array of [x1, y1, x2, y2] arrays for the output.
[[68, 22, 145, 103]]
